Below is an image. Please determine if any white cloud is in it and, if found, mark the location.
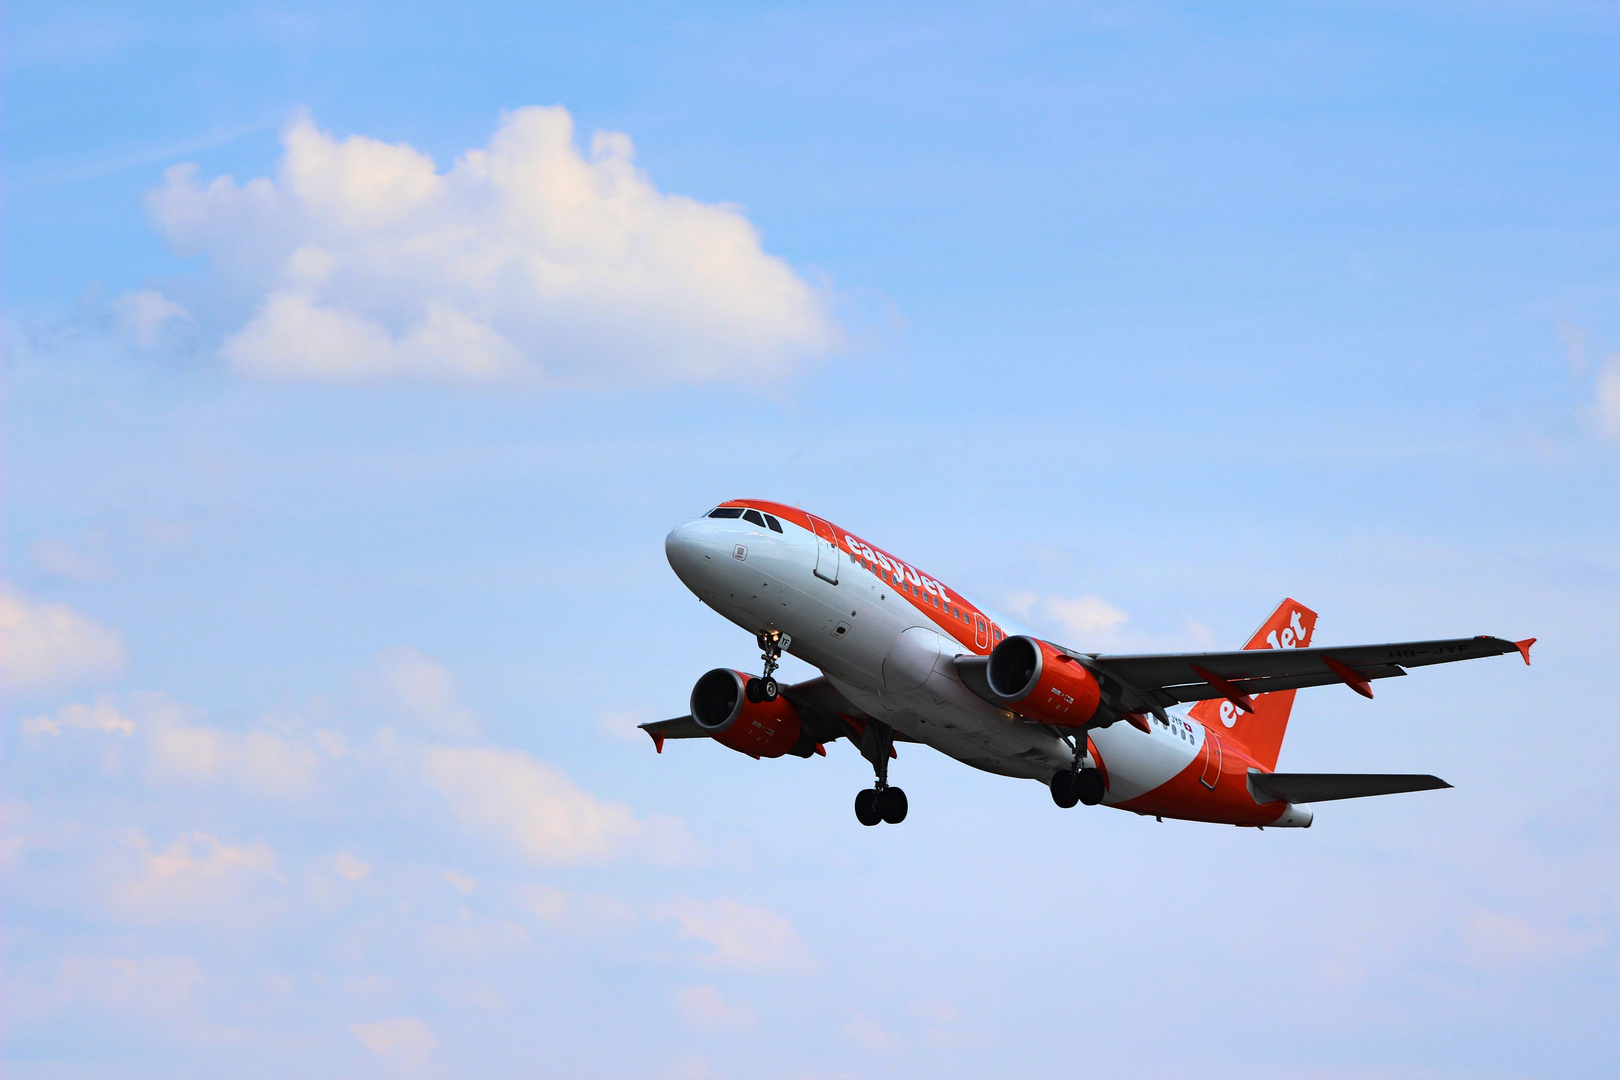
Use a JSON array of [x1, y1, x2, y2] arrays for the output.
[[113, 289, 191, 347], [21, 695, 135, 737], [7, 954, 205, 1026], [654, 897, 813, 973], [421, 744, 640, 864], [332, 851, 371, 882], [517, 884, 638, 933], [675, 984, 756, 1032], [0, 584, 126, 692], [372, 646, 479, 737], [141, 694, 321, 796], [844, 1012, 905, 1055], [1462, 910, 1607, 968], [115, 830, 277, 918], [31, 537, 112, 581], [1557, 319, 1588, 378], [351, 1017, 437, 1063], [1594, 354, 1620, 441], [148, 108, 839, 386], [1041, 595, 1129, 644], [598, 707, 656, 743], [442, 869, 476, 894]]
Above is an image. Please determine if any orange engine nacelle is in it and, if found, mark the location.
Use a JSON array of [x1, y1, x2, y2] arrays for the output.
[[986, 636, 1102, 726], [689, 668, 803, 759]]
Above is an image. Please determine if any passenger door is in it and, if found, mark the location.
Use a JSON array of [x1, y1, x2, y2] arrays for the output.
[[807, 515, 840, 585]]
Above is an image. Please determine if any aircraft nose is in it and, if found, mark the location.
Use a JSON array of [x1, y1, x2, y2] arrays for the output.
[[665, 519, 718, 584]]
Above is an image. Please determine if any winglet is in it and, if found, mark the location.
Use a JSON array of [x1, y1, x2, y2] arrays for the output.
[[1121, 711, 1152, 733], [1190, 664, 1255, 713], [650, 731, 666, 754], [1323, 655, 1374, 699], [1515, 638, 1535, 665], [814, 743, 826, 757]]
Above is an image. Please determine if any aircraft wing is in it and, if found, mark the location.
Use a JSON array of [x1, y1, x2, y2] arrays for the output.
[[1087, 635, 1531, 711], [640, 676, 899, 748]]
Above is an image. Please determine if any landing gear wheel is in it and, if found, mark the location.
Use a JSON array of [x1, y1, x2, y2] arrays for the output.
[[1077, 768, 1105, 806], [745, 678, 765, 704], [1050, 771, 1081, 809], [760, 676, 779, 702], [878, 786, 908, 824], [854, 788, 882, 826]]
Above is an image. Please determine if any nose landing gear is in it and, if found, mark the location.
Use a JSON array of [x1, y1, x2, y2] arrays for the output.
[[745, 631, 791, 703], [853, 716, 907, 825]]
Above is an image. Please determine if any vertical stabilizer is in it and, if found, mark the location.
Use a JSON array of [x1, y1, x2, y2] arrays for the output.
[[1188, 598, 1318, 772]]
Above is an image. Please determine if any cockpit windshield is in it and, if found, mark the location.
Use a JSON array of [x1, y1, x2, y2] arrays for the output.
[[707, 506, 784, 532]]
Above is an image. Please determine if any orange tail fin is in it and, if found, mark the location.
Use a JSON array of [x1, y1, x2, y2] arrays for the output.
[[1188, 598, 1319, 772]]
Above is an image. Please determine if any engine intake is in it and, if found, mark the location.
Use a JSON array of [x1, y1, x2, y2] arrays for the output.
[[986, 636, 1101, 727], [689, 668, 804, 759]]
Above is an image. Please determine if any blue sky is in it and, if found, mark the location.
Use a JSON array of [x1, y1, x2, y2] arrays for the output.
[[4, 3, 1619, 1077]]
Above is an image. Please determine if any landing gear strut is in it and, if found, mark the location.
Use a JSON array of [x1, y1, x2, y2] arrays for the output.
[[1051, 731, 1106, 808], [745, 631, 790, 703], [853, 716, 907, 826]]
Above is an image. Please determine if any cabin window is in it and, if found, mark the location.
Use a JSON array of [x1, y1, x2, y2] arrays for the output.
[[764, 514, 783, 532], [708, 507, 744, 518], [742, 509, 766, 527]]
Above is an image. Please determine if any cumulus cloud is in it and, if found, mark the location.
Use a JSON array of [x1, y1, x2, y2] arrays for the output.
[[113, 289, 191, 348], [351, 1017, 437, 1063], [372, 646, 479, 737], [845, 1012, 906, 1055], [115, 830, 278, 918], [0, 584, 126, 692], [21, 695, 135, 737], [32, 537, 112, 581], [141, 694, 321, 796], [7, 954, 205, 1026], [421, 745, 640, 864], [675, 984, 756, 1032], [654, 897, 813, 973], [1008, 591, 1130, 646], [1462, 910, 1607, 968], [148, 108, 839, 386], [1595, 355, 1620, 441], [1045, 595, 1129, 640]]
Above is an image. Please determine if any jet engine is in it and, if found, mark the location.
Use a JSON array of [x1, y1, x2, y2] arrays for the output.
[[689, 668, 804, 758], [986, 636, 1101, 726]]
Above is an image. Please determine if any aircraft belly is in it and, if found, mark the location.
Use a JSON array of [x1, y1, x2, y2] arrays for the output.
[[826, 666, 1073, 782]]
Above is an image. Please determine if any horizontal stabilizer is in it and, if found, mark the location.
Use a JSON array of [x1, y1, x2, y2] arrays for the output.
[[640, 714, 706, 742], [1249, 771, 1451, 804]]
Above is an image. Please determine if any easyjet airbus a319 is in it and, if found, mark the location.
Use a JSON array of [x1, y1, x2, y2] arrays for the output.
[[644, 500, 1533, 828]]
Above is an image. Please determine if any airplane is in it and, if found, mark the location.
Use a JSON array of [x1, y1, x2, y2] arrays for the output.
[[643, 499, 1533, 828]]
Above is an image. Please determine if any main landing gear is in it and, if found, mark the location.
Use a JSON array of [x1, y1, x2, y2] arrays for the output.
[[745, 631, 790, 703], [1051, 731, 1105, 809], [853, 715, 907, 826], [855, 786, 908, 826]]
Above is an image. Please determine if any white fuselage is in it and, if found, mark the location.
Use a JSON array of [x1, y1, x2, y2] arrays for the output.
[[665, 511, 1217, 805]]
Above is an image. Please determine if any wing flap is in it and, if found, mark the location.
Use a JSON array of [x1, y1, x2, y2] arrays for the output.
[[1249, 771, 1451, 804]]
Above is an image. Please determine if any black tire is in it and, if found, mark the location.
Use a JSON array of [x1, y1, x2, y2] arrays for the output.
[[1077, 768, 1106, 806], [879, 786, 908, 824], [745, 678, 764, 704], [761, 677, 779, 702], [1050, 771, 1080, 809], [854, 788, 882, 826]]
